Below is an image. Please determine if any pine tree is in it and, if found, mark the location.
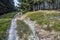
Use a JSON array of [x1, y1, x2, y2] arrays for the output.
[[0, 0, 16, 15]]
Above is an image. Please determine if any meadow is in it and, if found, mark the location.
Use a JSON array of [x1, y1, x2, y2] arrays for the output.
[[26, 11, 60, 31], [0, 12, 17, 40]]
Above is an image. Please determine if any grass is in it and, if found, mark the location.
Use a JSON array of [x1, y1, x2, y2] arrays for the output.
[[25, 11, 60, 31], [17, 20, 32, 40], [0, 19, 10, 40], [0, 12, 17, 40], [0, 12, 17, 18]]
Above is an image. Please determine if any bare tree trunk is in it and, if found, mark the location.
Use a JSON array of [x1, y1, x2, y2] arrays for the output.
[[33, 4, 35, 11], [49, 2, 51, 10], [39, 3, 41, 10], [37, 3, 38, 10], [43, 2, 45, 9], [36, 4, 37, 10], [38, 2, 40, 10], [57, 0, 59, 9]]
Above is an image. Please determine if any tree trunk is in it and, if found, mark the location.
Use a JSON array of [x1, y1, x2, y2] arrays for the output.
[[33, 4, 35, 11], [43, 1, 45, 9]]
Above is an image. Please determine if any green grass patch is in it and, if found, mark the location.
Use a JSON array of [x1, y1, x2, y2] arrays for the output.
[[0, 12, 17, 40], [0, 12, 18, 18], [0, 19, 10, 40], [26, 12, 60, 31], [17, 20, 32, 40]]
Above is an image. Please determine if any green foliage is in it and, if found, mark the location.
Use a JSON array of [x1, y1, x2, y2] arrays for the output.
[[0, 0, 16, 14], [19, 0, 60, 12], [0, 12, 17, 18], [17, 20, 32, 39], [0, 12, 17, 40], [27, 12, 60, 31], [0, 19, 10, 40], [53, 20, 60, 31]]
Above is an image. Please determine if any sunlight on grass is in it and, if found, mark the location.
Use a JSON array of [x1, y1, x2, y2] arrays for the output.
[[0, 12, 17, 40], [26, 12, 60, 31]]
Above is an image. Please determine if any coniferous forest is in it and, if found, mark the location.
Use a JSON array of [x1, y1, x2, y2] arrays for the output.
[[0, 0, 60, 14], [20, 0, 60, 11], [0, 0, 60, 40], [0, 0, 16, 15]]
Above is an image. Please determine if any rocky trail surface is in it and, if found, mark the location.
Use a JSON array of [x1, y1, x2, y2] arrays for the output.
[[8, 10, 60, 40]]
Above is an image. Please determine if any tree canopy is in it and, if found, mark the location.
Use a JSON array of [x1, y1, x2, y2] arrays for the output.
[[0, 0, 16, 15], [19, 0, 60, 12]]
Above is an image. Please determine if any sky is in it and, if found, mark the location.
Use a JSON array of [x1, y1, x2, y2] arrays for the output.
[[14, 0, 19, 6]]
